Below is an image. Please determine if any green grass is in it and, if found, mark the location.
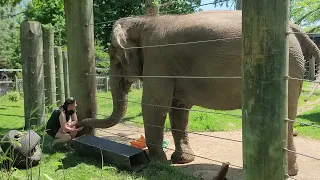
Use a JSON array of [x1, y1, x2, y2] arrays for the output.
[[1, 81, 320, 179]]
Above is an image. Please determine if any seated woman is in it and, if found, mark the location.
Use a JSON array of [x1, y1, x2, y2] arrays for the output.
[[46, 97, 83, 150]]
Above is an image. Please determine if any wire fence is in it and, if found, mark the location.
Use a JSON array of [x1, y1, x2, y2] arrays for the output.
[[1, 2, 320, 179]]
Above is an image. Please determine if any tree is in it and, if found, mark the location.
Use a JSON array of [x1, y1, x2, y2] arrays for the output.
[[0, 0, 22, 7], [0, 5, 22, 71], [290, 0, 320, 32], [24, 0, 66, 46]]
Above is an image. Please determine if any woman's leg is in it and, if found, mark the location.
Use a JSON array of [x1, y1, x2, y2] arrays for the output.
[[52, 128, 72, 146]]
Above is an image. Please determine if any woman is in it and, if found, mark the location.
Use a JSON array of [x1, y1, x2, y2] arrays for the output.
[[46, 97, 83, 150]]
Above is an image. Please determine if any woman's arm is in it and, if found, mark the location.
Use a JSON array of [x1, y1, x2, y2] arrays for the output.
[[59, 112, 78, 132], [68, 113, 78, 126]]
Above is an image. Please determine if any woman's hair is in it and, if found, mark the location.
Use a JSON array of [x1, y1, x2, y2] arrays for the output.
[[61, 97, 76, 111]]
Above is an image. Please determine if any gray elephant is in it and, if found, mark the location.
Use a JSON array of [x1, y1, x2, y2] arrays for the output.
[[79, 10, 320, 176]]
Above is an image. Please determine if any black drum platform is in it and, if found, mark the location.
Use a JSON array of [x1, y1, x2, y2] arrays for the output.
[[72, 135, 150, 171]]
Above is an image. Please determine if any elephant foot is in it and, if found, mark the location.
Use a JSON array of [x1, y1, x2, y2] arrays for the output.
[[293, 129, 298, 137], [171, 147, 195, 164], [148, 149, 168, 163], [288, 162, 298, 176]]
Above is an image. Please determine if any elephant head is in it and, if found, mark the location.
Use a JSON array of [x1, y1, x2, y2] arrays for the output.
[[79, 18, 144, 128]]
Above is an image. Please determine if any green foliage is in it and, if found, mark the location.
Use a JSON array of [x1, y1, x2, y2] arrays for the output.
[[0, 5, 21, 70], [7, 91, 20, 101], [0, 0, 22, 7], [24, 0, 66, 46], [290, 0, 320, 32], [158, 0, 201, 14], [95, 40, 110, 73]]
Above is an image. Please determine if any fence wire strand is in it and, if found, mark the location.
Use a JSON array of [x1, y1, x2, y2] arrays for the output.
[[287, 76, 320, 84], [86, 74, 242, 79], [98, 129, 243, 169], [95, 113, 242, 143], [284, 148, 320, 161], [95, 95, 243, 118]]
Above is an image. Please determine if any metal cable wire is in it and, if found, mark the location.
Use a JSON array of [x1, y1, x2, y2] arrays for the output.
[[98, 129, 243, 169], [95, 113, 242, 143], [95, 95, 243, 118], [287, 31, 320, 36], [286, 76, 320, 84], [86, 74, 242, 79], [121, 37, 242, 50], [284, 148, 320, 161]]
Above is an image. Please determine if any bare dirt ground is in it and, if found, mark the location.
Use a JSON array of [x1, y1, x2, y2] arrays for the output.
[[95, 101, 320, 180]]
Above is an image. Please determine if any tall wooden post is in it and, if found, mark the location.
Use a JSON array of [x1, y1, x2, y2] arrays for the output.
[[20, 21, 45, 128], [309, 57, 315, 80], [54, 46, 65, 105], [242, 0, 289, 179], [145, 0, 159, 16], [63, 51, 70, 98], [43, 24, 57, 109], [64, 0, 97, 136], [236, 0, 242, 10]]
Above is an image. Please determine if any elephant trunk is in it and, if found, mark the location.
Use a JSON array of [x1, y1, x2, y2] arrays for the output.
[[79, 76, 131, 128], [289, 23, 320, 102]]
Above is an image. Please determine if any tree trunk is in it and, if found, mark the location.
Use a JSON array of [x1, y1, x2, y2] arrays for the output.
[[43, 25, 56, 110], [242, 0, 289, 179], [63, 51, 70, 98], [20, 21, 45, 128], [54, 46, 65, 105], [145, 0, 159, 16], [64, 0, 97, 136], [236, 0, 242, 10]]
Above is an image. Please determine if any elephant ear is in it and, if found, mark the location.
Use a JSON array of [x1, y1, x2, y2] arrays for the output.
[[113, 23, 142, 80]]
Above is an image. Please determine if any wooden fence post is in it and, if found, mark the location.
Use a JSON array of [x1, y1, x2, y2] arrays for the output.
[[54, 46, 65, 105], [63, 51, 70, 98], [20, 21, 45, 128], [145, 0, 159, 16], [309, 57, 315, 80], [43, 24, 57, 109], [14, 75, 18, 92], [64, 0, 97, 136], [242, 0, 289, 179]]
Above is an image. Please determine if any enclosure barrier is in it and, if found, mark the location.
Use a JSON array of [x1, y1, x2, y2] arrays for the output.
[[1, 0, 320, 179]]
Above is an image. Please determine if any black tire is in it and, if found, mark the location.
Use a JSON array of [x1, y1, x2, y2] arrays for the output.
[[0, 130, 42, 169]]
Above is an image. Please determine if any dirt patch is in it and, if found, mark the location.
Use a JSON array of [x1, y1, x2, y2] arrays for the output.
[[96, 123, 320, 180]]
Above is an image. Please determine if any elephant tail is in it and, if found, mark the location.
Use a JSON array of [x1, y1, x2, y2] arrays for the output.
[[290, 23, 320, 102]]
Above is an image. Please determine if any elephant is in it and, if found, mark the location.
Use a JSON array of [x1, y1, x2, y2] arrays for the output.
[[79, 10, 320, 176]]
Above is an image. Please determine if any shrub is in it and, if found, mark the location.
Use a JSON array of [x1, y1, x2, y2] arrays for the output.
[[7, 91, 20, 101]]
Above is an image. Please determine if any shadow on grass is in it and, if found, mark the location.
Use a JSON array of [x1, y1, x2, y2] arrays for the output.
[[0, 113, 24, 118], [296, 111, 320, 126], [121, 114, 142, 123], [0, 105, 21, 108]]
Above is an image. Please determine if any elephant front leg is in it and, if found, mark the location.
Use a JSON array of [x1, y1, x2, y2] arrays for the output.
[[169, 99, 195, 164], [143, 104, 168, 163]]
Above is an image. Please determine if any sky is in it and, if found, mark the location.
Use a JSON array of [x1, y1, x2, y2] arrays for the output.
[[198, 0, 235, 11]]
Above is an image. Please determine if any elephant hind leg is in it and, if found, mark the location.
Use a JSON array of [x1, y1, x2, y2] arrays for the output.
[[169, 99, 195, 164], [287, 79, 301, 176]]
